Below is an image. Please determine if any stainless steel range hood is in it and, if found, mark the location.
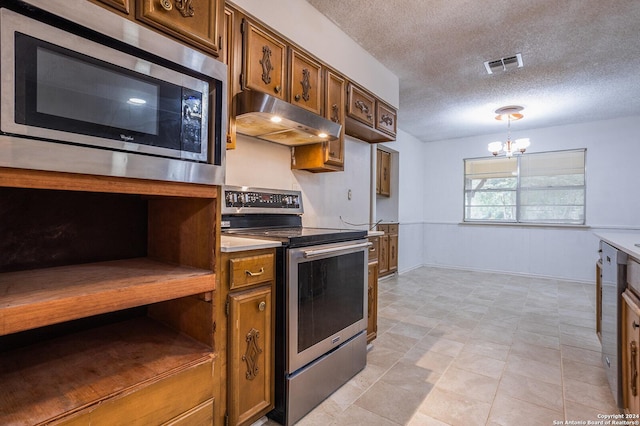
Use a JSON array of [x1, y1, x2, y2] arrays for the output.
[[234, 91, 342, 146]]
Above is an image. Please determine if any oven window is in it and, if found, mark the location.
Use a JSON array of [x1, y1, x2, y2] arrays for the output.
[[297, 251, 365, 352]]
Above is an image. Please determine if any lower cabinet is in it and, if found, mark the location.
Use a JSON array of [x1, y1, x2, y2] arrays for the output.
[[377, 223, 398, 277], [217, 248, 275, 426], [622, 289, 640, 415], [367, 236, 379, 343]]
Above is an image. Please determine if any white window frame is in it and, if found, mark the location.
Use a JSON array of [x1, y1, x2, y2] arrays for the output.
[[463, 148, 587, 225]]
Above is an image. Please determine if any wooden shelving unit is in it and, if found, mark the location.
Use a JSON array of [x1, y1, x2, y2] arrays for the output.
[[0, 317, 214, 425], [0, 167, 219, 425], [1, 257, 214, 335]]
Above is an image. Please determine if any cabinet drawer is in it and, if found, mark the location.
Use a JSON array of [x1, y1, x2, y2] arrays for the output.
[[368, 236, 379, 262], [387, 224, 398, 235], [377, 224, 389, 234], [229, 253, 275, 290], [376, 101, 397, 137], [347, 84, 375, 127], [629, 257, 640, 296]]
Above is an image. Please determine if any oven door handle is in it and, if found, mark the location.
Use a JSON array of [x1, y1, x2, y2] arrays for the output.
[[302, 242, 372, 258]]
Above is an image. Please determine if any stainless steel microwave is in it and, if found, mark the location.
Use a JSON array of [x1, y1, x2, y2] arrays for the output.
[[0, 1, 227, 185]]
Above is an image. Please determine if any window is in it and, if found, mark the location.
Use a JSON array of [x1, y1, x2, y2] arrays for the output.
[[464, 149, 586, 224]]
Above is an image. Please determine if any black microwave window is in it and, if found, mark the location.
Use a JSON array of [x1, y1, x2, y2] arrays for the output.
[[36, 47, 160, 136], [14, 32, 202, 155]]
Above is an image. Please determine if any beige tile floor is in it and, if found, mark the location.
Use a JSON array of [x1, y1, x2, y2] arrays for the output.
[[256, 266, 620, 425]]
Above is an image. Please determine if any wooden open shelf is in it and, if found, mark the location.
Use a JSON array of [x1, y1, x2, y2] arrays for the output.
[[0, 317, 214, 426], [0, 257, 215, 336]]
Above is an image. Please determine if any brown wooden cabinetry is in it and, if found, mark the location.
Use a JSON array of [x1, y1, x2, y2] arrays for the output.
[[367, 236, 379, 343], [377, 223, 398, 277], [345, 82, 397, 143], [289, 48, 322, 115], [0, 168, 217, 425], [91, 0, 224, 56], [241, 19, 287, 100], [622, 289, 640, 415], [217, 248, 276, 426], [291, 68, 346, 172], [377, 148, 391, 197]]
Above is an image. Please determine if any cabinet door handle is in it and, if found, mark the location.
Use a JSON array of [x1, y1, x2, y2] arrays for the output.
[[258, 301, 266, 312], [159, 0, 172, 10], [634, 321, 640, 330], [245, 267, 265, 277], [632, 341, 638, 397]]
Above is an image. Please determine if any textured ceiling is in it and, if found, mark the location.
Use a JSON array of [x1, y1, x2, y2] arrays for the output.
[[306, 0, 640, 142]]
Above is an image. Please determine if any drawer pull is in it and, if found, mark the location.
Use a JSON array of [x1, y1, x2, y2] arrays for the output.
[[634, 321, 640, 330], [245, 267, 265, 277], [259, 301, 266, 312]]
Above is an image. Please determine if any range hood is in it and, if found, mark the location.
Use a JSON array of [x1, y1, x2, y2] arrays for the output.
[[234, 91, 342, 146]]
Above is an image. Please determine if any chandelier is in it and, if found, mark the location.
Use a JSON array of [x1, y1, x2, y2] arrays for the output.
[[487, 105, 530, 157]]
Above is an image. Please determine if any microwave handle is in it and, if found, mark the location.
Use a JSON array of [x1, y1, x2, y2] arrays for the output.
[[302, 242, 372, 259]]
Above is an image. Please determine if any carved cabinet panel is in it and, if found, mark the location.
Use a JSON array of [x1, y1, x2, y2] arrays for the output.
[[324, 69, 345, 167], [346, 83, 375, 127], [289, 49, 322, 115], [93, 0, 131, 14], [243, 20, 287, 100], [376, 100, 397, 138], [377, 149, 391, 197], [623, 290, 640, 415], [136, 0, 223, 56], [228, 285, 274, 426]]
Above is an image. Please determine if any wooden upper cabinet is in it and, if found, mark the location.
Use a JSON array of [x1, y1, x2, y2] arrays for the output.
[[242, 19, 287, 100], [94, 0, 131, 14], [136, 0, 223, 56], [376, 100, 397, 138], [289, 49, 322, 115], [347, 83, 375, 127], [324, 69, 345, 167], [345, 82, 397, 143]]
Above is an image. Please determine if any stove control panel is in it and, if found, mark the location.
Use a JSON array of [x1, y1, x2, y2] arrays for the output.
[[222, 186, 303, 214]]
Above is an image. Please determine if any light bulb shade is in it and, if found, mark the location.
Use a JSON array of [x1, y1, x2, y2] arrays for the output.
[[488, 141, 503, 153], [514, 138, 530, 150]]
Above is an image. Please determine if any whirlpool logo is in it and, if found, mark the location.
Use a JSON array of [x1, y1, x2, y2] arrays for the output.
[[120, 134, 135, 142]]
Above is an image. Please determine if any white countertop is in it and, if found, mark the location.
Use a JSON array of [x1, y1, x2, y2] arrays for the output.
[[368, 230, 384, 237], [220, 235, 282, 253], [596, 232, 640, 259]]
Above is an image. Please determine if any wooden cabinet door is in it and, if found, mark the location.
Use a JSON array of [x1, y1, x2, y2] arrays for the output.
[[623, 291, 640, 415], [389, 234, 398, 273], [367, 262, 378, 343], [376, 101, 397, 138], [346, 83, 375, 127], [243, 20, 286, 100], [93, 0, 130, 14], [325, 69, 345, 167], [228, 285, 274, 426], [136, 0, 223, 56], [290, 49, 322, 115], [379, 234, 389, 275], [378, 149, 391, 197]]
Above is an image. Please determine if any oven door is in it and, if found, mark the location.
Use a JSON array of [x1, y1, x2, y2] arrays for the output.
[[287, 239, 369, 373]]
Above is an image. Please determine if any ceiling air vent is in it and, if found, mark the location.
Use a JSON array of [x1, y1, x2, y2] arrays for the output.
[[484, 53, 523, 74]]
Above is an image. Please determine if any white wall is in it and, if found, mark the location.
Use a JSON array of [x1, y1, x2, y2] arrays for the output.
[[420, 116, 640, 282]]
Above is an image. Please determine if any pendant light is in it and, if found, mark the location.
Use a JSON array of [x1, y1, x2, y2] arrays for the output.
[[488, 105, 530, 157]]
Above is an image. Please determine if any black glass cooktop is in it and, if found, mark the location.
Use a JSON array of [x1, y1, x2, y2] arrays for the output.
[[223, 226, 367, 248]]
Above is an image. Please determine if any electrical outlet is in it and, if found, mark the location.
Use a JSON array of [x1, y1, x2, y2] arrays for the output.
[[348, 189, 352, 200]]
